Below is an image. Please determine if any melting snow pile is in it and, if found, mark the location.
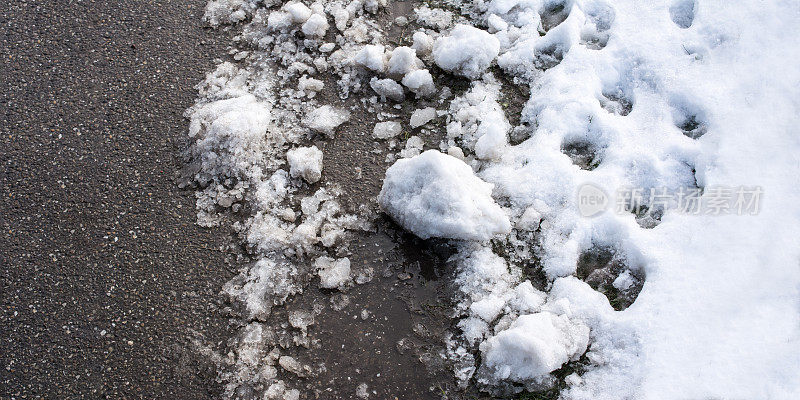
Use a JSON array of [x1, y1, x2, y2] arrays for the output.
[[189, 0, 800, 398]]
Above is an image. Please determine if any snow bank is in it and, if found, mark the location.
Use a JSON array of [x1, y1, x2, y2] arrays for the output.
[[433, 25, 500, 79], [378, 150, 511, 241]]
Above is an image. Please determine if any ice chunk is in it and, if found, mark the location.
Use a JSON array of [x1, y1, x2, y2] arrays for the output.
[[401, 69, 435, 97], [613, 270, 635, 291], [399, 135, 424, 158], [415, 5, 453, 30], [369, 77, 405, 102], [480, 312, 590, 381], [319, 42, 335, 52], [298, 75, 324, 94], [267, 11, 293, 31], [353, 44, 386, 72], [387, 46, 421, 78], [410, 107, 437, 128], [279, 355, 304, 375], [470, 295, 506, 322], [447, 146, 465, 160], [286, 145, 323, 183], [315, 256, 351, 289], [433, 24, 500, 79], [302, 105, 350, 136], [378, 150, 511, 240], [373, 121, 402, 139], [355, 382, 369, 399], [284, 2, 312, 24], [301, 13, 328, 37]]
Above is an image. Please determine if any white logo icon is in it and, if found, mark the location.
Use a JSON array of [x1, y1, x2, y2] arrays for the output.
[[577, 183, 609, 217]]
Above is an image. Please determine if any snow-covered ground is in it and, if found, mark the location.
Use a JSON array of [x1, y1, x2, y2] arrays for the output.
[[185, 0, 800, 398]]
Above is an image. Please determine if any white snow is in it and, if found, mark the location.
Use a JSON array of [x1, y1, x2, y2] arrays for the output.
[[284, 2, 311, 24], [433, 24, 500, 79], [302, 105, 350, 136], [401, 69, 435, 97], [438, 0, 800, 398], [480, 312, 590, 382], [411, 31, 434, 56], [301, 13, 328, 37], [286, 145, 323, 184], [386, 46, 421, 78], [378, 150, 511, 241], [353, 44, 386, 72], [192, 0, 800, 398]]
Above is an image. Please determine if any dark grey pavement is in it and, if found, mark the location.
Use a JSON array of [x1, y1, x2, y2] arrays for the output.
[[1, 0, 234, 397]]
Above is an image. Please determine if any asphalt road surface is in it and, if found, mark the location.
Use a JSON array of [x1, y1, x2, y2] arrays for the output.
[[1, 0, 236, 397]]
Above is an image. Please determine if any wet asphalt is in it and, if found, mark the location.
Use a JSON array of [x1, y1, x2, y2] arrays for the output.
[[1, 0, 235, 398]]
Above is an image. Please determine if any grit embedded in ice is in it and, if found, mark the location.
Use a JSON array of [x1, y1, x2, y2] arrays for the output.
[[378, 150, 511, 241]]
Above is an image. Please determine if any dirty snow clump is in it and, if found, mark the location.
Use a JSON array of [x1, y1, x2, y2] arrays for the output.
[[378, 150, 511, 241], [433, 24, 500, 79], [370, 78, 405, 102], [302, 105, 350, 136], [286, 145, 323, 184], [315, 256, 351, 290], [373, 121, 402, 139], [410, 107, 437, 128]]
